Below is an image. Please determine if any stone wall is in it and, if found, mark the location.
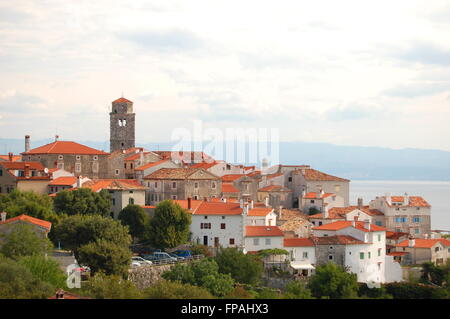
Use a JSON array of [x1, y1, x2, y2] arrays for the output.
[[128, 264, 174, 290]]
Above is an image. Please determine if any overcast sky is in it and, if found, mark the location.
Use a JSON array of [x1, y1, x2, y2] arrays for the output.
[[1, 0, 450, 151]]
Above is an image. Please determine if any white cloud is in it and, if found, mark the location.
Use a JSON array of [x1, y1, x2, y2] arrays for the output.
[[0, 0, 449, 151]]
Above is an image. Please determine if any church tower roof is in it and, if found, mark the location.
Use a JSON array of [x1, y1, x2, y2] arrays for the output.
[[112, 97, 133, 104]]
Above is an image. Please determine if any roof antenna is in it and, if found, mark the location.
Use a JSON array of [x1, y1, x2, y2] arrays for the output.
[[121, 90, 124, 98]]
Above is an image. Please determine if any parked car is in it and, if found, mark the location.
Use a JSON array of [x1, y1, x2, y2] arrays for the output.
[[132, 256, 153, 265], [167, 252, 185, 260], [172, 250, 192, 259], [143, 252, 177, 263]]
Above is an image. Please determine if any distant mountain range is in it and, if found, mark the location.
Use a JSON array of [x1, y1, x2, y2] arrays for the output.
[[2, 138, 449, 181]]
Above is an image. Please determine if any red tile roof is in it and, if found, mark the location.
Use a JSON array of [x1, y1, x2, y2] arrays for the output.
[[247, 207, 273, 217], [312, 220, 387, 232], [312, 235, 368, 245], [191, 161, 220, 170], [284, 237, 315, 247], [397, 238, 450, 248], [296, 168, 350, 182], [82, 179, 145, 192], [309, 205, 384, 220], [193, 202, 243, 215], [113, 97, 133, 103], [48, 176, 77, 186], [245, 226, 284, 237], [136, 159, 169, 171], [125, 152, 150, 161], [303, 192, 334, 199], [0, 161, 45, 170], [386, 231, 409, 240], [389, 196, 430, 207], [0, 155, 21, 162], [222, 174, 245, 182], [173, 199, 204, 212], [0, 214, 51, 231], [22, 141, 109, 155], [222, 183, 239, 193]]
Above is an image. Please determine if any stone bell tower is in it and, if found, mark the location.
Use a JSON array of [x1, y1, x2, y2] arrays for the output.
[[110, 97, 135, 152]]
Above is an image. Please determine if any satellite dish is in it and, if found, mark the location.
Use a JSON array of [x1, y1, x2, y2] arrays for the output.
[[44, 168, 49, 174]]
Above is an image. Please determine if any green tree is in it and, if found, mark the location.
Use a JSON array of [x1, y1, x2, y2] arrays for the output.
[[18, 255, 67, 289], [52, 214, 131, 255], [190, 244, 211, 257], [76, 239, 132, 277], [0, 189, 59, 224], [53, 188, 111, 216], [162, 258, 234, 297], [143, 280, 214, 299], [308, 262, 359, 299], [283, 280, 314, 299], [0, 223, 53, 260], [146, 200, 191, 249], [80, 272, 142, 299], [421, 261, 448, 286], [0, 257, 54, 299], [118, 204, 149, 240], [255, 287, 282, 299], [215, 247, 263, 285]]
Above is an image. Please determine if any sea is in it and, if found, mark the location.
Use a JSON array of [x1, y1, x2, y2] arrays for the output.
[[350, 180, 450, 232]]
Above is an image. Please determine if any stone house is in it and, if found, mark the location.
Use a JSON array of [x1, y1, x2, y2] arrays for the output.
[[244, 225, 284, 253], [300, 190, 344, 214], [257, 185, 293, 209], [137, 159, 179, 185], [283, 237, 316, 277], [292, 168, 350, 207], [369, 193, 431, 238], [191, 161, 244, 177], [0, 153, 21, 162], [0, 161, 51, 195], [21, 137, 110, 179], [144, 168, 221, 205], [393, 238, 450, 265], [82, 179, 146, 219], [312, 220, 403, 284], [0, 213, 52, 240], [222, 174, 261, 202], [123, 148, 162, 179]]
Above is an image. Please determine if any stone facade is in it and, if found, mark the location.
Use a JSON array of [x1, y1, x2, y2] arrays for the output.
[[110, 98, 135, 153]]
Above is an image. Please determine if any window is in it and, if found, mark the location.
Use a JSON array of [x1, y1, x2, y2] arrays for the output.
[[212, 182, 216, 189], [335, 185, 340, 192], [194, 195, 199, 200], [226, 164, 231, 170], [129, 190, 133, 194], [112, 198, 116, 206], [130, 163, 133, 169], [93, 156, 98, 161], [310, 200, 315, 203], [171, 195, 177, 200], [377, 234, 381, 242], [311, 221, 315, 225], [378, 248, 382, 256], [368, 252, 371, 259], [375, 221, 382, 226], [229, 238, 235, 245], [75, 163, 81, 173], [360, 252, 365, 260], [124, 163, 127, 169], [58, 155, 63, 160], [129, 198, 134, 205], [413, 217, 421, 223], [435, 247, 440, 252], [265, 238, 271, 245], [288, 177, 292, 182], [115, 169, 119, 175], [328, 255, 334, 260], [93, 162, 99, 173], [0, 169, 2, 176], [194, 182, 199, 189], [222, 216, 225, 219], [172, 182, 177, 189], [57, 163, 64, 169], [318, 221, 323, 226], [204, 216, 208, 219], [221, 223, 226, 229], [76, 155, 81, 161], [253, 238, 260, 246], [200, 223, 211, 229], [329, 246, 334, 250], [302, 252, 308, 259], [415, 228, 420, 234]]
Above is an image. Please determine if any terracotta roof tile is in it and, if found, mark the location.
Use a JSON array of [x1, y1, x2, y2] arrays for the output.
[[312, 235, 368, 245], [112, 97, 133, 103], [222, 174, 245, 182], [136, 159, 169, 171], [222, 183, 239, 193], [245, 226, 284, 237], [193, 202, 243, 215], [144, 168, 218, 180], [247, 207, 273, 217], [309, 205, 384, 220], [388, 196, 430, 207], [0, 214, 51, 231], [312, 220, 387, 232], [258, 185, 292, 192], [284, 237, 314, 247], [82, 179, 145, 192], [48, 176, 77, 186], [396, 238, 450, 248], [296, 168, 350, 182], [22, 141, 109, 155]]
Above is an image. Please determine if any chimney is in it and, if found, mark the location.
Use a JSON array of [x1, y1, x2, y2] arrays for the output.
[[404, 192, 409, 206], [25, 135, 30, 153], [424, 233, 428, 239], [323, 206, 329, 218], [364, 219, 371, 231], [357, 198, 363, 209], [264, 197, 269, 207], [77, 176, 82, 188], [187, 197, 192, 210], [301, 189, 306, 198], [24, 164, 30, 178], [0, 212, 7, 222], [139, 148, 144, 165], [8, 152, 13, 162], [239, 198, 244, 208], [385, 192, 391, 205], [249, 200, 254, 210], [221, 197, 227, 203], [408, 237, 415, 247], [279, 206, 283, 219], [55, 135, 59, 142], [243, 204, 248, 215], [352, 216, 358, 227]]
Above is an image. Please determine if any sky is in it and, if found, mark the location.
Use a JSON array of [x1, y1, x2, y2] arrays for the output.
[[0, 0, 450, 151]]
